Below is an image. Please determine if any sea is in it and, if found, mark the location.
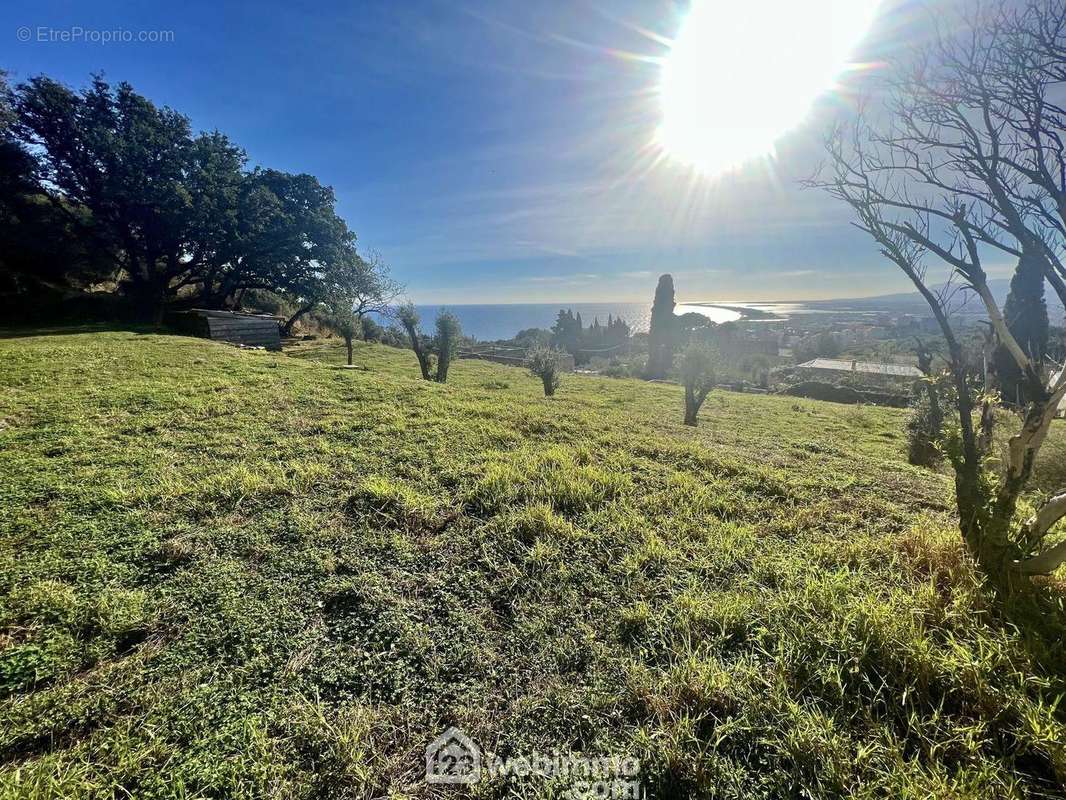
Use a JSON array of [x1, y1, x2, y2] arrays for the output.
[[387, 302, 805, 342]]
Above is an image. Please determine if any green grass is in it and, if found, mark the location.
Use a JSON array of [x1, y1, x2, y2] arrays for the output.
[[0, 328, 1064, 798]]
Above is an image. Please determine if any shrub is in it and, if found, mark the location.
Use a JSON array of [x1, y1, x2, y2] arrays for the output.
[[906, 382, 944, 468], [526, 347, 564, 396], [361, 316, 384, 342]]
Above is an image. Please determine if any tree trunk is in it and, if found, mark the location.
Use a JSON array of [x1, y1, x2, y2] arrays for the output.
[[138, 276, 170, 328], [542, 374, 555, 396], [153, 300, 166, 328], [401, 320, 433, 380], [281, 303, 315, 337], [925, 381, 942, 434], [955, 467, 1011, 591], [345, 335, 353, 366], [415, 348, 432, 380], [684, 386, 698, 426], [436, 349, 451, 383]]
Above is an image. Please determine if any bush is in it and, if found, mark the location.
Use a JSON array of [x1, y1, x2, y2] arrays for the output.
[[526, 347, 564, 396], [906, 384, 944, 468], [600, 362, 634, 379], [378, 325, 410, 349], [361, 316, 384, 342]]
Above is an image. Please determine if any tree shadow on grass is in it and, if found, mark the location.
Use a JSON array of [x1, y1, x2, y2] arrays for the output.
[[0, 322, 161, 339]]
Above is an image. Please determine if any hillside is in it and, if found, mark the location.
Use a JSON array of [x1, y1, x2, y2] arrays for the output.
[[808, 278, 1066, 320], [1, 329, 1064, 798]]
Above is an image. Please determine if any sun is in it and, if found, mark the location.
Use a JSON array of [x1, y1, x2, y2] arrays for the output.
[[657, 0, 882, 175]]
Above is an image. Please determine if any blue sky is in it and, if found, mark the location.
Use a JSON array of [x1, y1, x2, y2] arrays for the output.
[[1, 0, 1000, 303]]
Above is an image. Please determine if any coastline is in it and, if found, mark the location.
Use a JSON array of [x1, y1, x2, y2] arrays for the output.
[[684, 302, 783, 321]]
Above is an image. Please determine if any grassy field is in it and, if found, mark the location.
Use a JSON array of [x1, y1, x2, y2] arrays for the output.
[[1, 328, 1064, 799]]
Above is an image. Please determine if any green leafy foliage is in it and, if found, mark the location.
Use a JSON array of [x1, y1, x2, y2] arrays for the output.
[[680, 343, 718, 426], [4, 74, 370, 324], [994, 249, 1049, 406], [906, 379, 945, 468], [525, 347, 564, 396], [433, 312, 461, 383], [645, 274, 677, 379]]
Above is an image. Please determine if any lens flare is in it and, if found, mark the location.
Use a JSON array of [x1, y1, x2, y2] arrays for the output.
[[657, 0, 882, 175]]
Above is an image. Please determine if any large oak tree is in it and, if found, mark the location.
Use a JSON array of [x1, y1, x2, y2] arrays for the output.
[[8, 74, 380, 324]]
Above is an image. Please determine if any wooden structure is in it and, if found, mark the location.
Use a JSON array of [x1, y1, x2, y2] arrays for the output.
[[168, 309, 283, 351]]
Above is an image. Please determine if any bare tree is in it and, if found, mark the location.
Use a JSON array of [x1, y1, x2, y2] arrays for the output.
[[320, 290, 361, 366], [807, 0, 1066, 585], [351, 250, 402, 337], [313, 251, 402, 365]]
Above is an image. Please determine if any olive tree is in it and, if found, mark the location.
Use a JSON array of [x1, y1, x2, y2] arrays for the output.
[[433, 312, 461, 383], [526, 347, 564, 396], [398, 303, 433, 381], [680, 343, 718, 426], [808, 0, 1066, 586]]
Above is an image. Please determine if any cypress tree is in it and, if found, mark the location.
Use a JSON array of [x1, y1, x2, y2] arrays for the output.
[[993, 249, 1048, 405], [646, 274, 676, 379]]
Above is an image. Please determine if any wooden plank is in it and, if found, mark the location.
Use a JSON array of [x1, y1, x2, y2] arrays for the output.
[[207, 320, 278, 331]]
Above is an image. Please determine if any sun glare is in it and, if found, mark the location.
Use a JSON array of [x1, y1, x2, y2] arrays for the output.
[[657, 0, 882, 175]]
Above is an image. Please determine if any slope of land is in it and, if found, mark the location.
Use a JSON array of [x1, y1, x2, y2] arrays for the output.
[[807, 278, 1066, 319], [0, 329, 1064, 798]]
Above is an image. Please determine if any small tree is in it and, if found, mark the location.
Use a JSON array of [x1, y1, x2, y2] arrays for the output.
[[526, 347, 563, 396], [434, 312, 461, 383], [741, 354, 773, 388], [398, 302, 433, 380], [349, 250, 402, 338], [680, 343, 717, 426], [320, 292, 360, 366], [906, 382, 945, 468], [908, 340, 945, 467]]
